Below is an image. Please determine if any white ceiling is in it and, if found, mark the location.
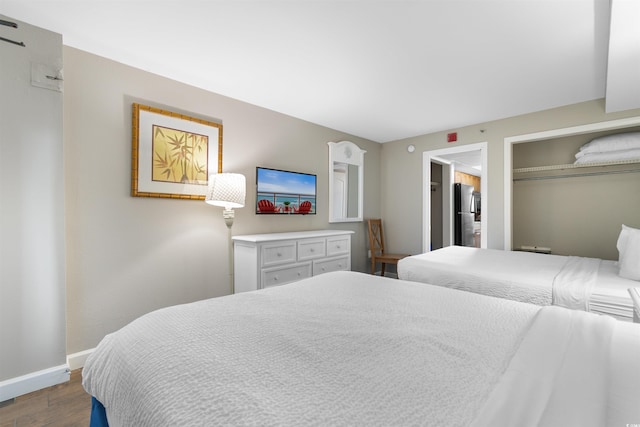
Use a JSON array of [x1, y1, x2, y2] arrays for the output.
[[437, 150, 482, 176], [1, 0, 612, 143]]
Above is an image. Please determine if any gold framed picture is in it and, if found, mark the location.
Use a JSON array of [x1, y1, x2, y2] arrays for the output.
[[131, 103, 223, 199]]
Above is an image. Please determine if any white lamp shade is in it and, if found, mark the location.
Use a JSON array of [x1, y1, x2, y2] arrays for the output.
[[205, 173, 246, 209]]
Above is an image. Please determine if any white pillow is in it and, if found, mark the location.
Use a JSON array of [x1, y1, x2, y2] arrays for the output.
[[617, 224, 640, 281], [580, 132, 640, 154]]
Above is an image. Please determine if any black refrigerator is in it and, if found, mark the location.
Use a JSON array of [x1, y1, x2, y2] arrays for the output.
[[454, 183, 475, 246]]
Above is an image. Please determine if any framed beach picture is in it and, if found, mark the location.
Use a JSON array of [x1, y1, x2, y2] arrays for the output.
[[131, 103, 223, 199]]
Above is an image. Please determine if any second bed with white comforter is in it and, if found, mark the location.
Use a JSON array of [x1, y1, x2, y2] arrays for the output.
[[397, 246, 635, 320]]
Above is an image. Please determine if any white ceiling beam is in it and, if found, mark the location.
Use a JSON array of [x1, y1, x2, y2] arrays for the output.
[[606, 0, 640, 113]]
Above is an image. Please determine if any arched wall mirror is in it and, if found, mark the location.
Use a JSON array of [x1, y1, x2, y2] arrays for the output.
[[328, 141, 366, 223]]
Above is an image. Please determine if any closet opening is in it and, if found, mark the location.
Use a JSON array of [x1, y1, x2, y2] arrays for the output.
[[504, 116, 640, 257]]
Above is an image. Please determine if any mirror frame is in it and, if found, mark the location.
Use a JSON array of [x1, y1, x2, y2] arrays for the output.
[[328, 141, 366, 223]]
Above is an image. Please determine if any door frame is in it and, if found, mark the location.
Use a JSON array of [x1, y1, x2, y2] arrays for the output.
[[429, 156, 453, 249], [422, 142, 488, 252]]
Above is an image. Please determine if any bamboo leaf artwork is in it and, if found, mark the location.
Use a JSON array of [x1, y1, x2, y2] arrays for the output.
[[131, 103, 222, 200], [151, 125, 209, 185], [154, 151, 176, 181]]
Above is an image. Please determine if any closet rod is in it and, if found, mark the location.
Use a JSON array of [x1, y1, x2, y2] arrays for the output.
[[513, 168, 640, 182]]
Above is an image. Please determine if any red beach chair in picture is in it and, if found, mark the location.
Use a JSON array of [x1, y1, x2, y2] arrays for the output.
[[258, 199, 280, 213], [294, 201, 312, 214]]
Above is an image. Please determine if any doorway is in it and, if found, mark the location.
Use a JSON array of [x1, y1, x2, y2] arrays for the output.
[[422, 142, 487, 252]]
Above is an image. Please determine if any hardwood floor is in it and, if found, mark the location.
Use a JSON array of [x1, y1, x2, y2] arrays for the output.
[[0, 370, 91, 427]]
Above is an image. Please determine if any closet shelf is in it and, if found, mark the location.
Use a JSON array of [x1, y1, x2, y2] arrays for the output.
[[513, 158, 640, 174], [513, 158, 640, 181]]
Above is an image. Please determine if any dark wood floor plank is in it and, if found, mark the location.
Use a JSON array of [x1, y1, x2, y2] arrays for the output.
[[0, 394, 48, 424], [0, 369, 90, 427]]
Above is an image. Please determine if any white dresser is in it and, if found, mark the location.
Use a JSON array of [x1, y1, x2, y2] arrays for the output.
[[232, 230, 354, 293]]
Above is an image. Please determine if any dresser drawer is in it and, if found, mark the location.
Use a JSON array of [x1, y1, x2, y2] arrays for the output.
[[262, 263, 312, 288], [297, 239, 326, 261], [233, 230, 353, 293], [313, 256, 350, 275], [261, 241, 297, 267], [327, 236, 350, 256]]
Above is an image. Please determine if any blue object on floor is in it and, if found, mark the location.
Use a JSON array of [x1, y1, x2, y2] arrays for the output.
[[90, 396, 109, 427]]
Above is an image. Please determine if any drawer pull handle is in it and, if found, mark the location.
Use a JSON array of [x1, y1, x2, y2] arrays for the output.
[[338, 264, 343, 268], [297, 272, 301, 276], [336, 245, 341, 249], [310, 248, 315, 252], [277, 252, 282, 257], [273, 276, 279, 281]]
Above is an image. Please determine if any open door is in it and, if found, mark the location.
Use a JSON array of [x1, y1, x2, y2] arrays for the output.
[[423, 142, 487, 253]]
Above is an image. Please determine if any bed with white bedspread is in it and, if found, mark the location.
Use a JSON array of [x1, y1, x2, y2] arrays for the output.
[[82, 271, 640, 426], [397, 246, 635, 321]]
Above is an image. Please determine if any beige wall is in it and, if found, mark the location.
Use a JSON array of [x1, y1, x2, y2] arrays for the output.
[[64, 47, 380, 354], [381, 100, 640, 256], [1, 16, 66, 388]]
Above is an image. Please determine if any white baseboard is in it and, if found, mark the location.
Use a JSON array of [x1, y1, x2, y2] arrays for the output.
[[67, 348, 95, 371], [0, 349, 95, 402], [0, 364, 69, 402]]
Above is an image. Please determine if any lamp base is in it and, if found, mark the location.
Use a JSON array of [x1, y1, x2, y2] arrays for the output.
[[223, 208, 234, 228], [222, 208, 235, 294]]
